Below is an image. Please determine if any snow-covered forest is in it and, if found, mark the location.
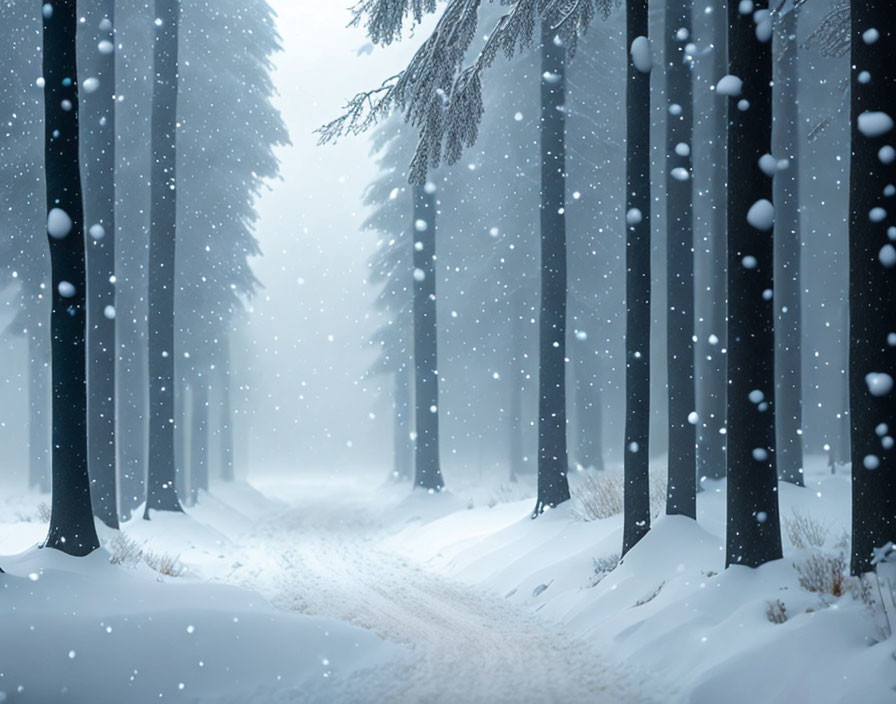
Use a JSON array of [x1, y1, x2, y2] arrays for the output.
[[0, 0, 894, 702]]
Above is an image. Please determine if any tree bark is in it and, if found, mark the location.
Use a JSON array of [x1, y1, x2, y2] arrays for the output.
[[534, 19, 571, 515], [42, 0, 101, 556], [145, 0, 183, 516], [412, 184, 444, 491], [725, 0, 782, 568], [849, 2, 896, 575], [773, 5, 804, 487], [82, 0, 119, 527], [665, 0, 697, 518], [623, 0, 652, 553]]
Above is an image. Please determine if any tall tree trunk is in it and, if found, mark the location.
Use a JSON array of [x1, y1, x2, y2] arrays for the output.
[[773, 5, 804, 487], [623, 0, 652, 553], [83, 0, 118, 527], [665, 0, 697, 517], [849, 2, 896, 575], [692, 0, 728, 481], [42, 0, 100, 556], [412, 184, 444, 491], [218, 346, 235, 481], [534, 19, 571, 515], [145, 0, 182, 516], [725, 0, 782, 568], [190, 379, 209, 502], [393, 365, 413, 481], [28, 325, 51, 493]]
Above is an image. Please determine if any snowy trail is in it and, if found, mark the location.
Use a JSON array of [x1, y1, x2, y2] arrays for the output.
[[217, 479, 652, 704]]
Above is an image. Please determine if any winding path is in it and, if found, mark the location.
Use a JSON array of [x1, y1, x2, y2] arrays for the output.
[[219, 480, 650, 704]]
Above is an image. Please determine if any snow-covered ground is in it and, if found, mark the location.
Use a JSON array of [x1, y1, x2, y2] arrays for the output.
[[2, 457, 894, 703]]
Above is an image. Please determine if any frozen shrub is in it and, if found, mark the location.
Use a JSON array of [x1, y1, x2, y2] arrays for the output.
[[571, 471, 624, 520], [649, 473, 668, 519], [766, 599, 787, 624], [590, 554, 620, 587], [794, 551, 848, 597], [784, 509, 829, 549], [633, 581, 665, 607], [143, 550, 184, 577], [108, 532, 143, 568], [862, 542, 896, 640]]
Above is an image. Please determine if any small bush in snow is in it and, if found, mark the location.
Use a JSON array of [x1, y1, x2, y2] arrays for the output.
[[633, 581, 665, 607], [143, 550, 184, 577], [794, 551, 848, 597], [108, 532, 144, 568], [862, 543, 896, 641], [590, 554, 620, 587], [766, 599, 787, 624], [784, 509, 829, 549], [649, 474, 668, 519], [571, 471, 624, 520]]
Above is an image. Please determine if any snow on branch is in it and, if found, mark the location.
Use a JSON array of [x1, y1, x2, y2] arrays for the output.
[[320, 0, 618, 183]]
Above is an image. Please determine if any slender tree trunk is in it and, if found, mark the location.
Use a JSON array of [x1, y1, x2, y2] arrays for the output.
[[393, 366, 413, 481], [145, 0, 182, 516], [190, 379, 209, 502], [623, 0, 652, 553], [665, 0, 697, 517], [218, 346, 235, 481], [692, 0, 728, 481], [534, 19, 571, 515], [42, 0, 100, 556], [773, 5, 804, 487], [83, 0, 118, 527], [849, 2, 896, 575], [28, 325, 51, 493], [725, 0, 782, 568], [412, 184, 444, 491]]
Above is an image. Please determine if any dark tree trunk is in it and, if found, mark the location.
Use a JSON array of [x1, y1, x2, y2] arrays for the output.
[[849, 3, 896, 575], [665, 0, 697, 518], [393, 366, 413, 481], [190, 379, 209, 502], [83, 0, 118, 527], [28, 325, 51, 493], [42, 0, 100, 556], [412, 184, 444, 491], [725, 0, 782, 568], [533, 19, 571, 515], [218, 347, 235, 481], [692, 0, 728, 481], [622, 0, 651, 553], [145, 0, 182, 516], [773, 6, 804, 487]]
